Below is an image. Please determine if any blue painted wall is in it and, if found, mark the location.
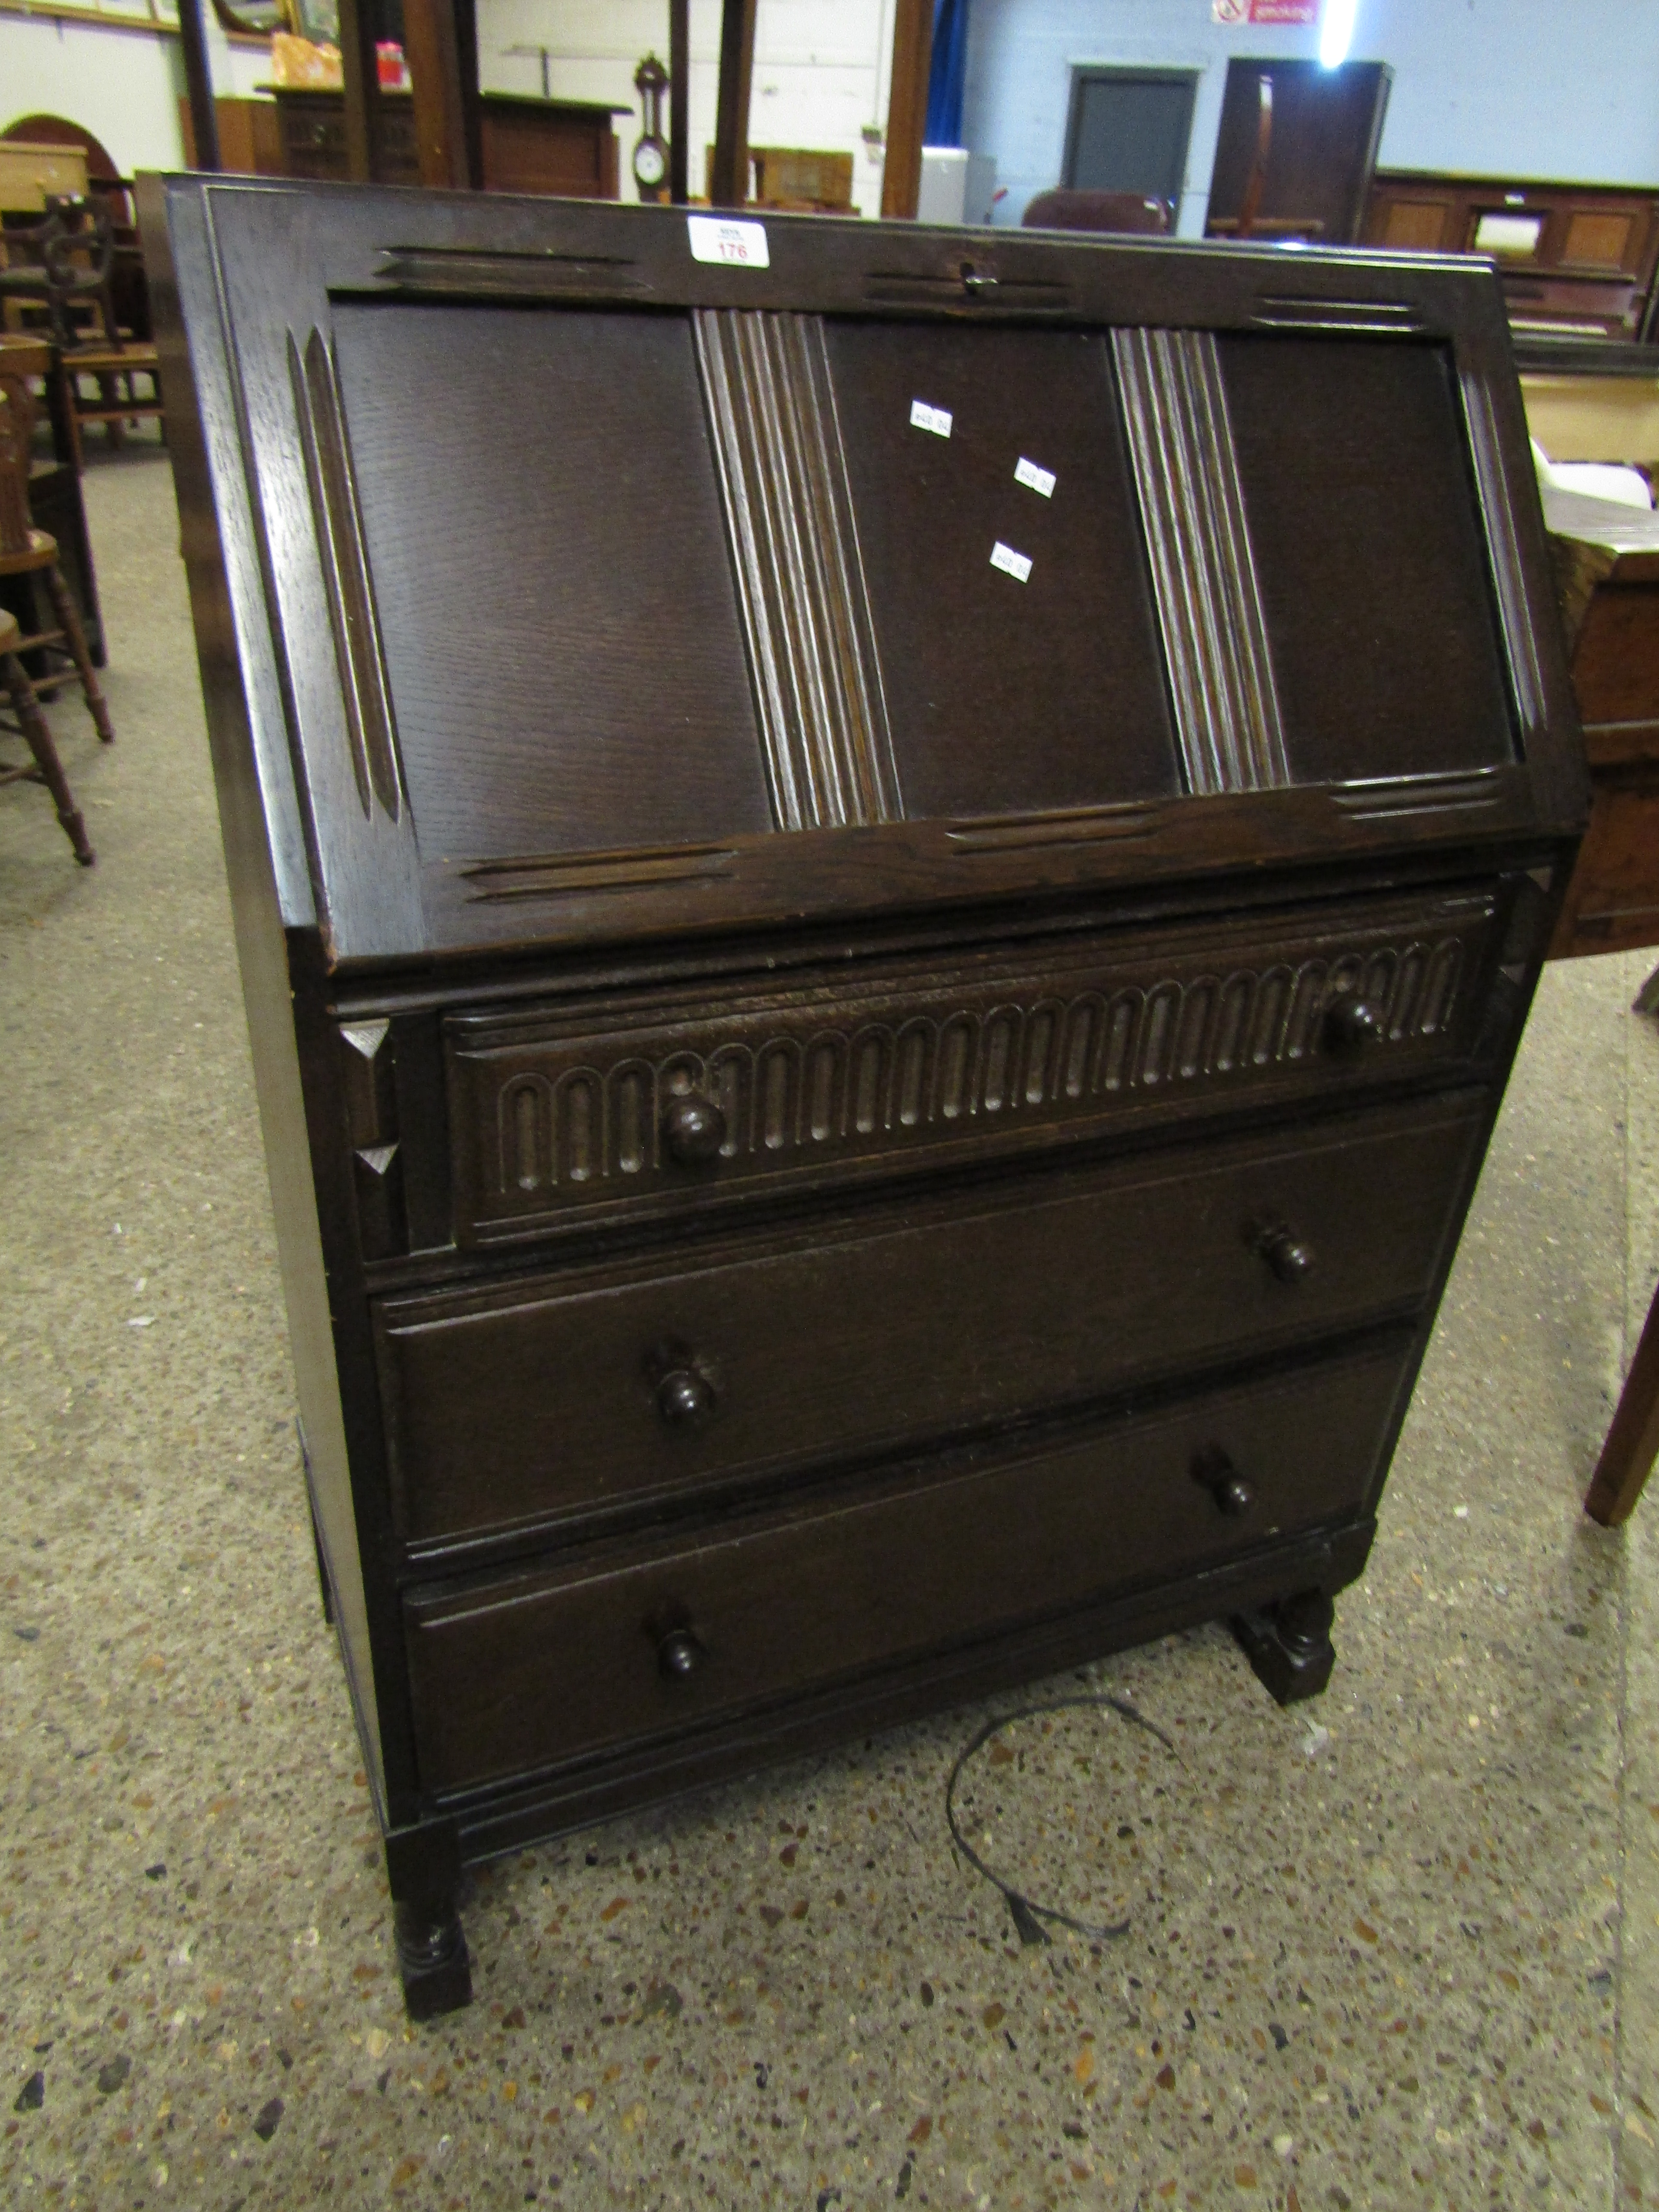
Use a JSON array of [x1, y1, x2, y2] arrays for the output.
[[963, 0, 1659, 233]]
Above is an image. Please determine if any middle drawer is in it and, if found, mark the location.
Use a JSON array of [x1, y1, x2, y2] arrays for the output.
[[375, 1091, 1483, 1553]]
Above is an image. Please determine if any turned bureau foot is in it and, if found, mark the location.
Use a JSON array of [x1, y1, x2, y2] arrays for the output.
[[387, 1823, 472, 2019], [393, 1898, 472, 2021], [1231, 1587, 1337, 1705]]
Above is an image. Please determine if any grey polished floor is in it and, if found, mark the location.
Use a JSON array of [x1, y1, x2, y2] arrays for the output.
[[2, 445, 1656, 2212]]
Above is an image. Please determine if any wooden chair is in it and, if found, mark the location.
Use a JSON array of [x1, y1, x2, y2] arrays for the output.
[[0, 605, 93, 862], [0, 196, 161, 463], [0, 114, 149, 342], [1022, 188, 1171, 235], [0, 195, 119, 348], [0, 359, 113, 751], [1584, 1278, 1659, 1524]]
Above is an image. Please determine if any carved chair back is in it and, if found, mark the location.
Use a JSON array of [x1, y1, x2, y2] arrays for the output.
[[0, 367, 35, 557], [0, 198, 118, 348]]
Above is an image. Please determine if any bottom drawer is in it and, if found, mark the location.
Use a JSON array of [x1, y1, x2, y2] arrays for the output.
[[404, 1341, 1408, 1798]]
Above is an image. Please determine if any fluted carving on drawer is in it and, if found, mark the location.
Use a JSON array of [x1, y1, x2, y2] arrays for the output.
[[464, 924, 1471, 1228], [693, 309, 902, 831], [1112, 327, 1291, 797], [446, 891, 1500, 1243]]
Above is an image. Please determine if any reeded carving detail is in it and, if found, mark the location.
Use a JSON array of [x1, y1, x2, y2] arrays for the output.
[[288, 326, 406, 824], [1112, 328, 1290, 797], [1459, 369, 1544, 747], [469, 929, 1470, 1219], [693, 308, 901, 831]]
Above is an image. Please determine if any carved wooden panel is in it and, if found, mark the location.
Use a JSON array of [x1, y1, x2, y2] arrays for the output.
[[444, 890, 1498, 1245], [1217, 334, 1519, 786], [1111, 327, 1291, 796], [289, 328, 407, 824], [693, 310, 901, 830]]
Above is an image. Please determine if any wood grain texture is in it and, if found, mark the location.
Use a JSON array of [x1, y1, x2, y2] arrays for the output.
[[823, 320, 1180, 820], [693, 310, 900, 830], [402, 1341, 1408, 1795], [879, 0, 934, 222], [1544, 493, 1659, 957], [709, 0, 757, 210], [444, 887, 1499, 1245], [326, 302, 771, 861], [379, 1094, 1483, 1553], [146, 173, 1589, 2015], [1584, 1275, 1659, 1524], [1112, 327, 1289, 796], [288, 328, 405, 825], [1219, 334, 1518, 787]]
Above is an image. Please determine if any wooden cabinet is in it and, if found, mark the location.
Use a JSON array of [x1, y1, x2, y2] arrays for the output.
[[177, 96, 286, 178], [271, 89, 621, 197], [140, 179, 1587, 2019], [1544, 486, 1659, 956], [1204, 59, 1392, 245], [1364, 172, 1659, 350]]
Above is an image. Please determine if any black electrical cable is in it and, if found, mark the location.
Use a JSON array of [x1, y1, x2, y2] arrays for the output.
[[943, 1691, 1182, 1948]]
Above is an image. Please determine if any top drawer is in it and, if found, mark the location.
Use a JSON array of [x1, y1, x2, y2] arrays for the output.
[[444, 887, 1500, 1246]]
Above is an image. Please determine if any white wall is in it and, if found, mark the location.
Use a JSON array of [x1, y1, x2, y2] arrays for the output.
[[963, 0, 1659, 234], [6, 0, 1659, 220], [0, 9, 276, 175], [474, 0, 896, 210]]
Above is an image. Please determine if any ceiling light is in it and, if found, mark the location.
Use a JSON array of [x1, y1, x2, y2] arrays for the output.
[[1320, 0, 1358, 67]]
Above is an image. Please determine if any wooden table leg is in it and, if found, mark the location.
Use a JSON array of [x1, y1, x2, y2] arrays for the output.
[[1585, 1276, 1659, 1525]]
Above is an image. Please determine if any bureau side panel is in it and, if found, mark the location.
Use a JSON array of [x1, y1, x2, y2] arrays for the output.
[[142, 179, 388, 1807]]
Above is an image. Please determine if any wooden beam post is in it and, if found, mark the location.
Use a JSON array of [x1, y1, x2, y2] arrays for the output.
[[404, 0, 477, 189], [176, 0, 221, 173], [880, 0, 934, 219], [709, 0, 757, 209], [337, 0, 380, 183], [669, 0, 690, 207]]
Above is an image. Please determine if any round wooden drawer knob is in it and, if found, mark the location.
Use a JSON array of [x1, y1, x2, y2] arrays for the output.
[[657, 1365, 716, 1426], [1323, 996, 1386, 1054], [663, 1093, 726, 1164], [1258, 1227, 1315, 1284], [1192, 1445, 1254, 1517], [658, 1627, 704, 1680]]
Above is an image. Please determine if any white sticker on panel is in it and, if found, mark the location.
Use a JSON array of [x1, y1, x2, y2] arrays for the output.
[[1014, 456, 1057, 498], [909, 399, 954, 438], [687, 215, 770, 268], [989, 541, 1033, 582]]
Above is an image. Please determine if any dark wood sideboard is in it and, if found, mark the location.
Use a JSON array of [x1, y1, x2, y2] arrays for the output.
[[140, 178, 1587, 2017], [1544, 486, 1659, 956], [1364, 171, 1659, 353], [272, 89, 624, 198]]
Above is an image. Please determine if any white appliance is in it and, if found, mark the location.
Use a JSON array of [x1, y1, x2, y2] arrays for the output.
[[917, 147, 998, 227]]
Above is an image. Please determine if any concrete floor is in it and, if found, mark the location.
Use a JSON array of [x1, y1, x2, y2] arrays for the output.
[[2, 445, 1656, 2212]]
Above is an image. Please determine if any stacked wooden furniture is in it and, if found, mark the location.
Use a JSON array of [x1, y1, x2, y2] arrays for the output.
[[1363, 173, 1659, 355], [143, 176, 1586, 2018], [1542, 486, 1659, 957], [700, 147, 857, 214], [272, 88, 626, 198], [0, 140, 88, 217]]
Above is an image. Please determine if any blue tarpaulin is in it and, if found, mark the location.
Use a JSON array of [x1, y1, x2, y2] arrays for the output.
[[924, 0, 969, 148]]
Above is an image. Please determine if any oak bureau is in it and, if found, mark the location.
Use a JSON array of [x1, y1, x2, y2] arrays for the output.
[[141, 176, 1587, 2016]]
